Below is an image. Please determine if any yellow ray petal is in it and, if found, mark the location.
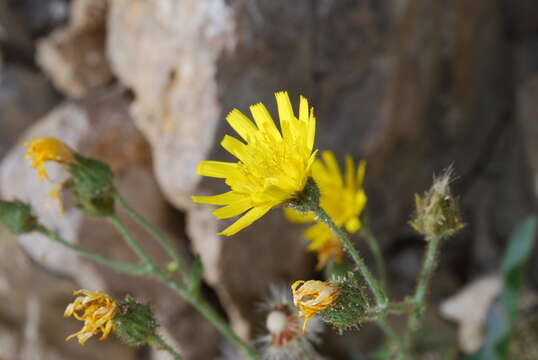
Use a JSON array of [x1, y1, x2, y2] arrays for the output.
[[357, 160, 366, 186], [212, 198, 252, 219], [196, 161, 237, 178], [218, 204, 272, 236], [226, 109, 258, 142], [192, 191, 245, 205], [221, 135, 250, 163], [321, 151, 343, 186], [250, 102, 282, 141]]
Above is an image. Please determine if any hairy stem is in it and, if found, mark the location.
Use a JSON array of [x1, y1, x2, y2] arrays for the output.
[[110, 215, 258, 360], [108, 214, 158, 272], [113, 191, 185, 272], [36, 225, 149, 275], [401, 235, 442, 358], [310, 205, 388, 308], [154, 272, 258, 360], [149, 334, 184, 360]]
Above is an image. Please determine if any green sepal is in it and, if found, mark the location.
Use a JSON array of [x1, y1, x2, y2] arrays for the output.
[[0, 200, 39, 234], [68, 154, 115, 217], [320, 274, 369, 332], [113, 295, 158, 346], [287, 177, 320, 213]]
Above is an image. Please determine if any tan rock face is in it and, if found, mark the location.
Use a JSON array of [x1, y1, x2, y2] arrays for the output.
[[0, 89, 219, 359], [37, 0, 112, 98], [107, 0, 236, 210]]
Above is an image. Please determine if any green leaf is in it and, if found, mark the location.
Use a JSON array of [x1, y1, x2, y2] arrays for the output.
[[466, 215, 537, 360]]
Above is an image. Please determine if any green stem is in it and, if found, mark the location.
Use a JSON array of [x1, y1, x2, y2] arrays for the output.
[[108, 215, 158, 271], [311, 205, 388, 308], [36, 225, 149, 275], [113, 192, 185, 271], [154, 272, 258, 360], [109, 218, 258, 360], [361, 226, 387, 291], [401, 235, 442, 357], [149, 334, 184, 360]]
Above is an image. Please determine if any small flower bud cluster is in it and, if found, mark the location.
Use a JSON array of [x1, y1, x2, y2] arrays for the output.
[[410, 167, 464, 240]]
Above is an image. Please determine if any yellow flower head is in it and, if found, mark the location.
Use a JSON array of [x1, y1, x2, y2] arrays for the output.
[[192, 91, 317, 236], [291, 280, 338, 332], [286, 152, 367, 268], [64, 290, 117, 344], [24, 137, 75, 180]]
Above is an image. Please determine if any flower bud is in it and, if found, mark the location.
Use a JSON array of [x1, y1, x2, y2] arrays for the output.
[[24, 137, 116, 217], [410, 168, 464, 240], [318, 276, 368, 332], [0, 200, 39, 234], [67, 154, 115, 217], [113, 296, 158, 346]]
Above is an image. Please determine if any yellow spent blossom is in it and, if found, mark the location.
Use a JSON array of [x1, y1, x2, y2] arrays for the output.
[[291, 280, 338, 332], [24, 137, 74, 180], [286, 151, 367, 269], [192, 91, 317, 236], [64, 290, 117, 345]]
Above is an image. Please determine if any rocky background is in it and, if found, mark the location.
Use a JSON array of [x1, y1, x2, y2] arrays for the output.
[[1, 0, 537, 359]]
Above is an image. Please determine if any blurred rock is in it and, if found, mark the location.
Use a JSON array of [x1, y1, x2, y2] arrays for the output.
[[37, 0, 112, 97], [0, 65, 59, 156], [0, 88, 219, 359], [107, 0, 236, 209], [440, 275, 502, 354]]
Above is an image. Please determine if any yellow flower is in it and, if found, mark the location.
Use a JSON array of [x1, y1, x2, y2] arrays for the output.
[[286, 152, 367, 268], [291, 280, 338, 332], [64, 290, 117, 344], [192, 91, 317, 236], [24, 137, 74, 180]]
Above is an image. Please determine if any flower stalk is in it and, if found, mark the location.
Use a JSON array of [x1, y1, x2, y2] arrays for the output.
[[108, 212, 258, 360], [289, 179, 387, 309], [401, 234, 442, 357], [147, 334, 184, 360], [36, 225, 149, 275]]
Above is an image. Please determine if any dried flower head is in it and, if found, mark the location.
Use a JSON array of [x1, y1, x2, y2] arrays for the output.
[[411, 166, 464, 240], [24, 137, 74, 180], [291, 280, 338, 332], [257, 285, 323, 360], [64, 290, 117, 344], [286, 152, 367, 269], [192, 91, 317, 236]]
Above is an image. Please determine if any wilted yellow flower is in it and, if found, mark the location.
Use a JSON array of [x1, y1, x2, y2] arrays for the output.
[[291, 280, 338, 332], [286, 152, 367, 268], [24, 137, 74, 180], [192, 91, 317, 236], [64, 290, 117, 344]]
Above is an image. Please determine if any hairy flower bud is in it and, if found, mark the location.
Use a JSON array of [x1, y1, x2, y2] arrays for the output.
[[318, 276, 368, 332], [410, 167, 464, 240], [113, 296, 158, 346], [24, 137, 116, 217], [68, 154, 115, 217], [0, 200, 39, 234]]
